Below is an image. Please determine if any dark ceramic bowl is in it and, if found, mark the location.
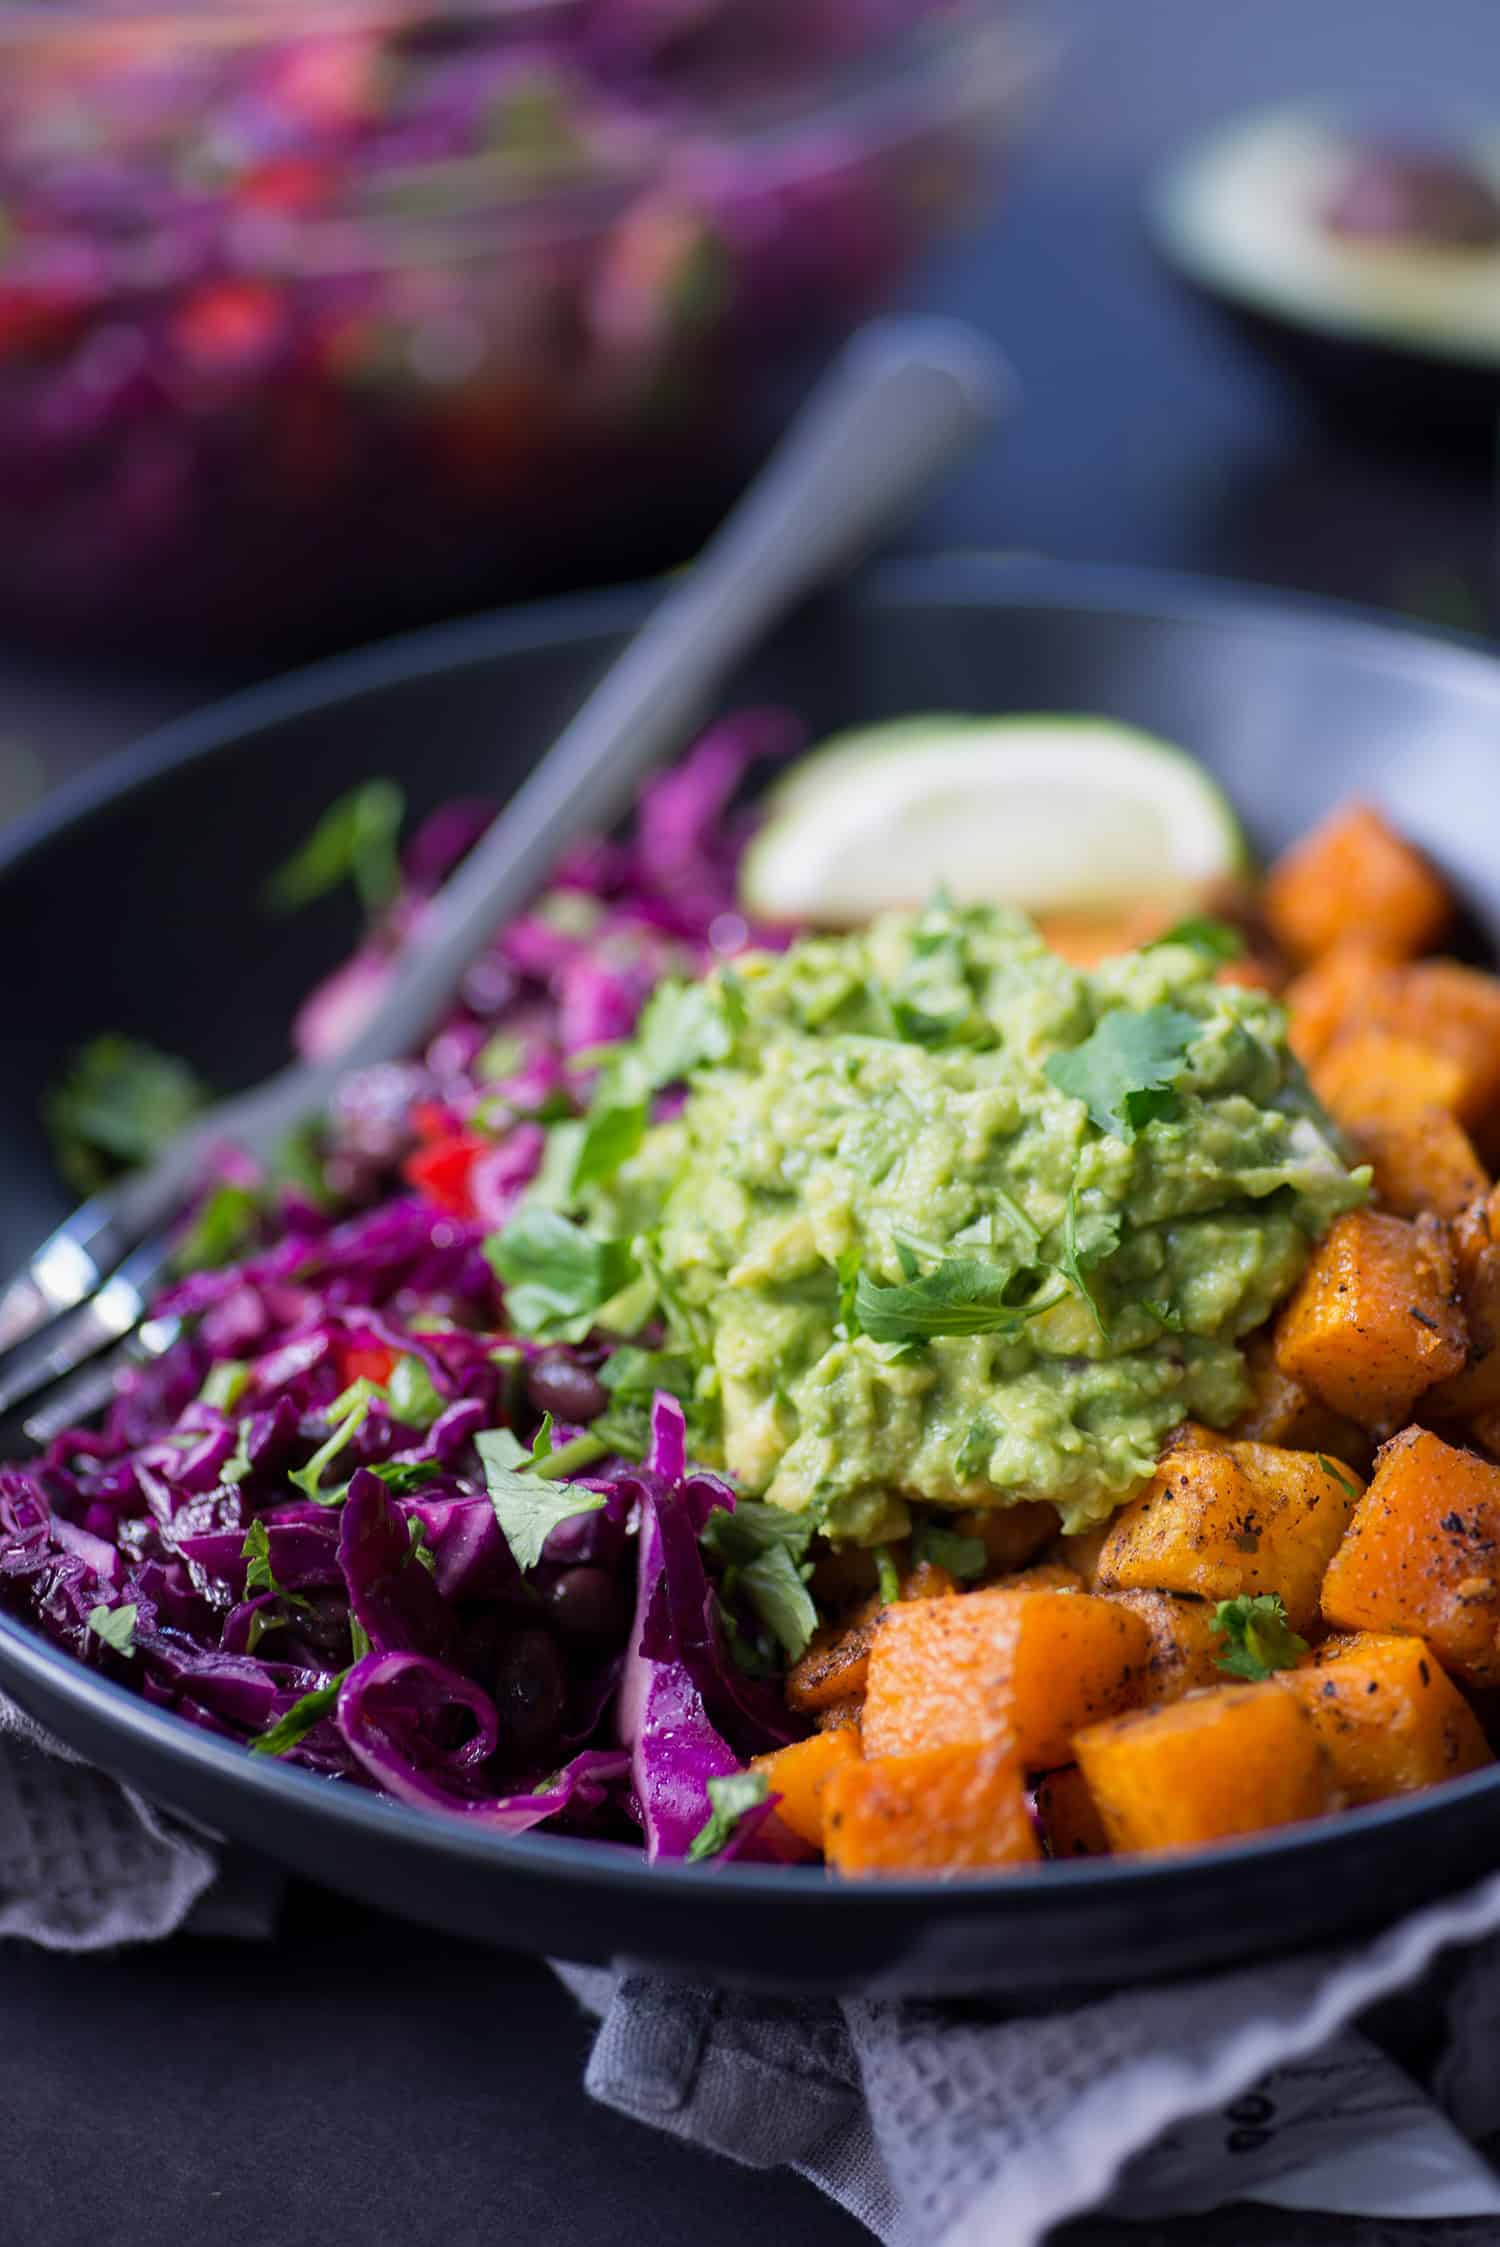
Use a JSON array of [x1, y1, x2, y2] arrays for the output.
[[3, 555, 1500, 1998]]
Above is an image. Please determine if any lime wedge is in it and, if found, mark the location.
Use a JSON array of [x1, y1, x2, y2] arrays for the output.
[[739, 716, 1249, 926]]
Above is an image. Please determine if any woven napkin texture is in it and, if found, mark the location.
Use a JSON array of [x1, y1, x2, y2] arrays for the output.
[[4, 1695, 1500, 2246]]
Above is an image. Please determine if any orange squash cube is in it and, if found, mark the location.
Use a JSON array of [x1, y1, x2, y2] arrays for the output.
[[1312, 1032, 1469, 1127], [1229, 1334, 1371, 1466], [1273, 1209, 1465, 1428], [1054, 1521, 1111, 1587], [1345, 1108, 1487, 1222], [1033, 1765, 1111, 1858], [1100, 1589, 1228, 1704], [1264, 804, 1451, 964], [1075, 1684, 1338, 1853], [1094, 1440, 1363, 1636], [823, 1744, 1040, 1878], [752, 1729, 863, 1851], [1285, 943, 1394, 1067], [1283, 1631, 1491, 1804], [1321, 1426, 1500, 1686], [861, 1587, 1151, 1771]]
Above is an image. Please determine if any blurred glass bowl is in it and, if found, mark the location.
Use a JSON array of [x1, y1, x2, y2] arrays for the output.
[[0, 0, 1040, 659]]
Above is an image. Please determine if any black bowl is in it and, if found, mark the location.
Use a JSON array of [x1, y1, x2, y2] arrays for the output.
[[4, 555, 1500, 1999]]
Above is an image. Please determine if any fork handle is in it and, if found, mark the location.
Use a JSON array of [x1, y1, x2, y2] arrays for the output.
[[107, 319, 1011, 1237]]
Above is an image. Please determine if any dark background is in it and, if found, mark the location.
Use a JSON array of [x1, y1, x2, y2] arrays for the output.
[[5, 2, 1498, 2241]]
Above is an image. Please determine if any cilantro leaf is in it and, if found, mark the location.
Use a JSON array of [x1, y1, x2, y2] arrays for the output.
[[1316, 1453, 1362, 1501], [365, 1458, 445, 1496], [251, 1674, 346, 1757], [1053, 1187, 1119, 1341], [955, 1414, 996, 1481], [1149, 916, 1245, 962], [703, 1498, 815, 1570], [569, 1094, 648, 1198], [386, 1354, 444, 1430], [1044, 1005, 1200, 1140], [737, 1545, 818, 1661], [1212, 1593, 1308, 1681], [633, 980, 738, 1089], [912, 1519, 988, 1579], [687, 1770, 771, 1862], [853, 1257, 1065, 1346], [477, 1420, 606, 1572], [86, 1602, 138, 1658], [172, 1181, 262, 1277], [874, 1546, 903, 1605], [46, 1035, 208, 1192], [484, 1208, 641, 1342], [594, 1347, 702, 1458], [1136, 1297, 1184, 1333], [262, 779, 405, 920], [406, 1515, 438, 1575], [833, 1246, 863, 1340]]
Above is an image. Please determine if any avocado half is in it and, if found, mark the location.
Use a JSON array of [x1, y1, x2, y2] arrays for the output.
[[1148, 106, 1500, 443]]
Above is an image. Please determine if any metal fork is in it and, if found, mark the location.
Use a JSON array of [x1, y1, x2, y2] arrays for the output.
[[0, 317, 1011, 1442]]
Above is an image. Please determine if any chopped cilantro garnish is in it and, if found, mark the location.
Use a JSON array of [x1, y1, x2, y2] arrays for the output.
[[632, 979, 738, 1089], [86, 1602, 137, 1658], [853, 1257, 1066, 1346], [912, 1518, 988, 1580], [1053, 1187, 1120, 1341], [569, 1094, 648, 1198], [262, 779, 404, 920], [287, 1378, 383, 1502], [1044, 1005, 1200, 1140], [874, 1546, 902, 1605], [686, 1769, 770, 1863], [386, 1354, 445, 1430], [1212, 1593, 1308, 1682], [484, 1208, 642, 1343], [477, 1415, 606, 1572], [1316, 1454, 1362, 1501], [406, 1516, 438, 1575], [365, 1458, 445, 1495], [251, 1675, 346, 1757], [172, 1181, 262, 1277]]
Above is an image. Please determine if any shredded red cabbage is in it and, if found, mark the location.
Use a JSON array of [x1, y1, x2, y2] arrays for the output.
[[1, 715, 810, 1861]]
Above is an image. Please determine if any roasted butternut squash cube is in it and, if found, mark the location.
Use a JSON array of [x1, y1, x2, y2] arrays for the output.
[[814, 1697, 863, 1735], [823, 1744, 1040, 1877], [953, 1501, 1058, 1577], [1285, 944, 1393, 1067], [1229, 1334, 1371, 1466], [1283, 1631, 1491, 1804], [1100, 1589, 1228, 1704], [1075, 1684, 1338, 1853], [786, 1562, 953, 1715], [1345, 1109, 1488, 1222], [1273, 1210, 1465, 1428], [1312, 1033, 1469, 1127], [1265, 804, 1451, 964], [1033, 1765, 1110, 1858], [1321, 1427, 1500, 1686], [1350, 962, 1500, 1135], [1094, 1440, 1364, 1636], [1035, 903, 1175, 967], [861, 1587, 1151, 1770], [992, 1562, 1085, 1594], [752, 1729, 862, 1852], [1053, 1521, 1111, 1587]]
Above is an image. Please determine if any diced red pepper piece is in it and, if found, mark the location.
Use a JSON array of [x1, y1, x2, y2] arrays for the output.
[[403, 1133, 487, 1219], [335, 1343, 398, 1389], [410, 1099, 459, 1145], [173, 280, 286, 373]]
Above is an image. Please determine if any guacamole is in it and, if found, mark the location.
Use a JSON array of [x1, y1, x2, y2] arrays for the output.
[[575, 904, 1366, 1539]]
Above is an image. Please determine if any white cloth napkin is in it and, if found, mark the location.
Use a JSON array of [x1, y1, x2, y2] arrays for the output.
[[4, 1695, 1500, 2247]]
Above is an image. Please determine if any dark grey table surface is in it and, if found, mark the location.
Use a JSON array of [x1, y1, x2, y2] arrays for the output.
[[4, 3, 1497, 2242]]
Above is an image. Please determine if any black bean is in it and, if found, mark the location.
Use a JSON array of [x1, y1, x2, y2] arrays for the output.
[[492, 1626, 567, 1762], [545, 1565, 627, 1648], [527, 1355, 609, 1424]]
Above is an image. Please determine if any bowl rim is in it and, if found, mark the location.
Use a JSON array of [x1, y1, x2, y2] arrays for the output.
[[7, 547, 1500, 1911]]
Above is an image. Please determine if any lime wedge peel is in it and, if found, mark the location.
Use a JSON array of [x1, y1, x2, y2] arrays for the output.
[[738, 715, 1250, 928]]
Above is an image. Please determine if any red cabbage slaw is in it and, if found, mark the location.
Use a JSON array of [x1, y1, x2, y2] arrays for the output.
[[1, 711, 814, 1864]]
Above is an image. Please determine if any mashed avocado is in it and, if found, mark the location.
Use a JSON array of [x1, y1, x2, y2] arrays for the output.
[[574, 904, 1366, 1539]]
